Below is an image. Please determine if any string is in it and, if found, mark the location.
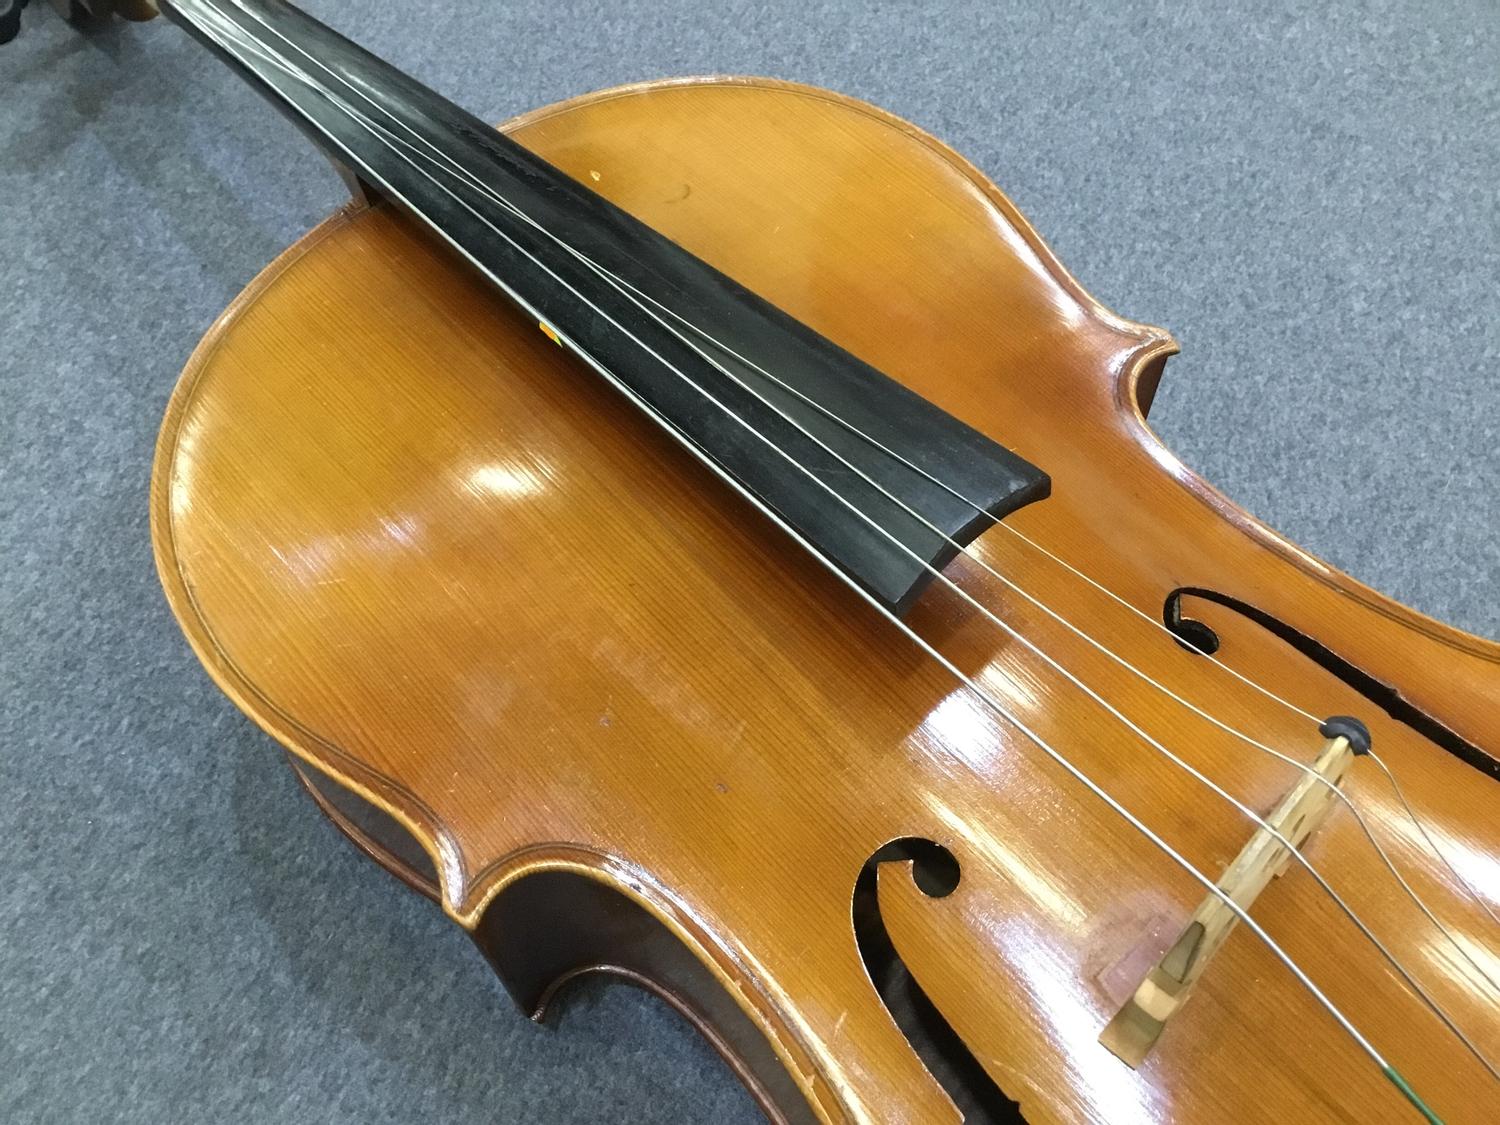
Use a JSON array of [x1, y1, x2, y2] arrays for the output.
[[563, 252, 1500, 956], [996, 529, 1500, 929], [600, 273, 1500, 935], [209, 0, 1497, 955], [596, 275, 1500, 960], [200, 0, 1493, 1086], [579, 265, 1500, 1001], [239, 11, 1500, 1015], [1368, 750, 1500, 929], [987, 525, 1500, 931], [179, 0, 1482, 1109]]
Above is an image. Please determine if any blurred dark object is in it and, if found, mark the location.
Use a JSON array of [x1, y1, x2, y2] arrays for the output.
[[1, 0, 158, 43], [0, 0, 27, 44]]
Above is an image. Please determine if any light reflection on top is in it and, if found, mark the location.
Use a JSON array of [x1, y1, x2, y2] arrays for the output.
[[465, 461, 549, 499], [1372, 803, 1500, 912], [1422, 929, 1500, 997], [918, 688, 1004, 774], [1006, 923, 1160, 1125], [916, 659, 1046, 777], [925, 798, 1086, 930]]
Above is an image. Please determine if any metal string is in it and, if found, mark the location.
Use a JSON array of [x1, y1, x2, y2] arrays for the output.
[[208, 0, 1499, 953], [984, 530, 1495, 932], [603, 275, 1500, 950], [563, 251, 1500, 952], [184, 0, 1488, 1107], [237, 11, 1500, 1018], [1367, 751, 1500, 929], [600, 271, 1500, 933], [208, 0, 1494, 1076], [998, 528, 1500, 931]]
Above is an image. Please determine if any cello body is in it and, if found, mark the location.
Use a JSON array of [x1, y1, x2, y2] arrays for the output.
[[151, 76, 1499, 1122]]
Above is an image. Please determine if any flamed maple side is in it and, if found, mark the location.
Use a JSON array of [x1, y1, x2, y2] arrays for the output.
[[152, 77, 1500, 1122]]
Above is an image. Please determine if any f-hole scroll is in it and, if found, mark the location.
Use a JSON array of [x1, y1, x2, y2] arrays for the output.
[[1163, 586, 1500, 781], [853, 839, 1023, 1123], [1162, 589, 1220, 655]]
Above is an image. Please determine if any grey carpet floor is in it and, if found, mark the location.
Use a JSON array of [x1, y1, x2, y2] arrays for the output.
[[1, 1, 1495, 1122]]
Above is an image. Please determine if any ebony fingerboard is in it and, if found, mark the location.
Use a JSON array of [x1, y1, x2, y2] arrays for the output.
[[162, 0, 1050, 614]]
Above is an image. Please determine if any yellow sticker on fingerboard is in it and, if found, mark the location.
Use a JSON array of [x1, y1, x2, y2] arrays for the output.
[[538, 321, 561, 346]]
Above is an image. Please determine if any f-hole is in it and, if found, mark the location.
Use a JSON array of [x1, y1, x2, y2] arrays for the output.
[[853, 839, 1023, 1123], [1163, 586, 1500, 781], [1162, 589, 1220, 655]]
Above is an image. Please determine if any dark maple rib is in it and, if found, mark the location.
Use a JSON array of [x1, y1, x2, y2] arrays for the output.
[[159, 0, 1048, 613]]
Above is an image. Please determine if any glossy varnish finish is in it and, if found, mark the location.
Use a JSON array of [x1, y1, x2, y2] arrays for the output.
[[152, 78, 1499, 1122]]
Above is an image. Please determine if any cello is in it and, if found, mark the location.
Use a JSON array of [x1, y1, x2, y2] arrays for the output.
[[64, 0, 1500, 1119]]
